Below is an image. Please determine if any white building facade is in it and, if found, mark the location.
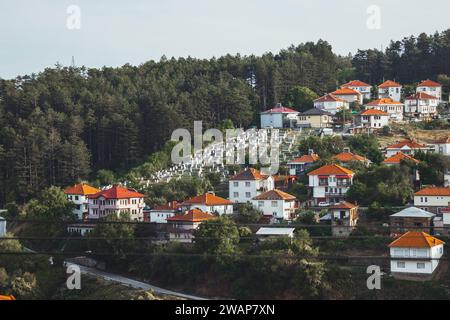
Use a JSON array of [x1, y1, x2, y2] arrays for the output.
[[229, 168, 274, 203], [251, 189, 297, 221], [416, 80, 442, 102], [378, 80, 402, 101]]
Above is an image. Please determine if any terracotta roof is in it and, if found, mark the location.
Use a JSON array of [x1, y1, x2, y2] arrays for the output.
[[253, 189, 296, 201], [366, 98, 403, 106], [288, 154, 320, 164], [405, 92, 438, 100], [436, 136, 450, 144], [329, 201, 358, 210], [88, 185, 145, 199], [314, 93, 347, 103], [230, 168, 269, 181], [388, 231, 444, 248], [181, 193, 233, 206], [378, 80, 402, 88], [332, 88, 361, 96], [414, 187, 450, 197], [0, 295, 16, 300], [152, 201, 180, 211], [386, 140, 427, 149], [261, 106, 299, 114], [417, 79, 442, 87], [166, 208, 216, 222], [360, 109, 389, 116], [341, 80, 371, 88], [64, 183, 101, 196], [332, 152, 369, 163], [383, 152, 420, 165], [307, 164, 354, 176]]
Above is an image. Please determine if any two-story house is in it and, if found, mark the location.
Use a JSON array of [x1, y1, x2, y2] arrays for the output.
[[166, 208, 216, 243], [416, 79, 442, 102], [287, 150, 320, 176], [148, 201, 181, 223], [365, 98, 404, 122], [355, 109, 390, 130], [229, 168, 274, 203], [434, 136, 450, 156], [404, 92, 439, 120], [390, 207, 436, 236], [179, 193, 234, 216], [64, 183, 101, 220], [313, 93, 349, 115], [414, 187, 450, 214], [260, 104, 299, 128], [341, 80, 372, 100], [378, 80, 402, 101], [385, 140, 432, 157], [332, 148, 371, 167], [251, 189, 297, 221], [331, 87, 363, 105], [328, 201, 359, 237], [297, 108, 333, 128]]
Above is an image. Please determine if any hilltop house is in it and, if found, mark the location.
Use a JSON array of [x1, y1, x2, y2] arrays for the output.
[[297, 108, 333, 128], [414, 187, 450, 214], [388, 231, 444, 275], [229, 168, 274, 203], [166, 209, 216, 243], [179, 193, 234, 216], [404, 92, 439, 120], [64, 183, 101, 220], [260, 104, 299, 128], [328, 201, 359, 237], [378, 80, 402, 101], [385, 140, 431, 157], [341, 80, 372, 100], [287, 150, 320, 176], [313, 93, 349, 115], [390, 207, 435, 236], [434, 136, 450, 156], [148, 201, 181, 223], [365, 98, 404, 122], [307, 164, 354, 205], [332, 148, 371, 167], [251, 189, 297, 221], [416, 80, 442, 102], [355, 109, 390, 130], [331, 88, 363, 105], [87, 185, 146, 221]]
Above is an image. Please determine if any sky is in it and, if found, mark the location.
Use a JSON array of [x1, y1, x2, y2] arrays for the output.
[[0, 0, 449, 79]]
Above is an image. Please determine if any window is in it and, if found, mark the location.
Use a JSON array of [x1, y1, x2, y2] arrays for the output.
[[271, 201, 278, 207], [245, 182, 251, 187], [233, 182, 238, 187], [417, 263, 425, 269], [75, 196, 79, 201], [258, 201, 264, 207], [233, 192, 239, 198], [397, 262, 405, 268], [245, 192, 251, 198]]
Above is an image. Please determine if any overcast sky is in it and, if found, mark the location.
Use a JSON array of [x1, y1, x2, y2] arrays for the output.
[[1, 0, 449, 79]]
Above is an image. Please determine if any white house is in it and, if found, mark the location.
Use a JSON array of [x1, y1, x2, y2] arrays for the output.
[[0, 216, 6, 237], [166, 209, 216, 243], [404, 92, 439, 120], [416, 79, 442, 102], [434, 136, 450, 156], [64, 183, 101, 220], [307, 164, 355, 205], [331, 87, 363, 105], [256, 227, 296, 240], [378, 80, 402, 101], [389, 231, 444, 275], [385, 140, 432, 157], [414, 186, 450, 214], [87, 185, 146, 221], [149, 201, 181, 223], [67, 223, 95, 236], [179, 193, 234, 216], [251, 189, 297, 221], [260, 104, 299, 128], [287, 150, 320, 176], [341, 80, 372, 100], [229, 168, 274, 203], [365, 98, 404, 122], [355, 109, 389, 130], [313, 93, 349, 115]]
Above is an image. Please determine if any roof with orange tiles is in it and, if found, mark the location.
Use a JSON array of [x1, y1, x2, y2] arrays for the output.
[[378, 80, 402, 88], [0, 295, 16, 300], [388, 231, 444, 248], [417, 79, 442, 87], [332, 152, 369, 163], [253, 189, 296, 201], [332, 88, 361, 96], [152, 201, 180, 211], [341, 80, 371, 88], [405, 92, 438, 100], [88, 185, 145, 199], [386, 139, 428, 149], [414, 187, 450, 197], [64, 183, 101, 196], [261, 106, 299, 114], [366, 98, 403, 106], [314, 93, 347, 103], [329, 201, 358, 210], [166, 208, 216, 222], [181, 193, 233, 206], [383, 152, 420, 165], [288, 153, 320, 164], [230, 168, 269, 181], [360, 109, 389, 116], [307, 164, 354, 176], [436, 136, 450, 144]]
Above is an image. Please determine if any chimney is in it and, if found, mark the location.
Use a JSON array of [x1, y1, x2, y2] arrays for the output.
[[343, 147, 351, 153]]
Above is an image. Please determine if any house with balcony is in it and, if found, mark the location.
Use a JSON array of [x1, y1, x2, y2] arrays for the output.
[[307, 164, 354, 205], [287, 150, 320, 176], [389, 207, 436, 236], [341, 80, 372, 100], [414, 186, 450, 214], [331, 87, 363, 105], [388, 231, 444, 276], [87, 185, 146, 221], [64, 183, 101, 220], [260, 104, 299, 128], [355, 109, 390, 131], [404, 92, 439, 120], [313, 93, 349, 115], [378, 80, 402, 101], [385, 139, 432, 157], [365, 98, 404, 122], [166, 208, 216, 243], [434, 136, 450, 156], [416, 79, 442, 102], [229, 168, 274, 203], [328, 201, 359, 237], [251, 189, 297, 221], [179, 193, 234, 216]]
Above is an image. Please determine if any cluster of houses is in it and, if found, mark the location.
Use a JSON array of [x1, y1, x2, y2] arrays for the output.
[[260, 79, 445, 131]]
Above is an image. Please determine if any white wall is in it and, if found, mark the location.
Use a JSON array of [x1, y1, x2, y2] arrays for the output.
[[390, 245, 443, 274], [435, 143, 450, 156], [261, 113, 283, 128], [378, 87, 402, 101], [251, 199, 295, 220], [414, 195, 450, 210], [417, 86, 442, 101], [67, 194, 89, 220], [229, 177, 274, 203], [0, 218, 6, 237], [88, 196, 145, 221], [150, 210, 176, 223]]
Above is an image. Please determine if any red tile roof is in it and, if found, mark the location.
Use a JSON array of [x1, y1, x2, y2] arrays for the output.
[[332, 88, 361, 96], [378, 80, 402, 88], [262, 106, 299, 114], [0, 295, 16, 300], [360, 109, 389, 116], [88, 185, 145, 199], [230, 168, 269, 181], [307, 164, 354, 176], [152, 201, 179, 211], [414, 187, 450, 197], [366, 98, 403, 106], [253, 189, 296, 201], [405, 92, 438, 100], [383, 152, 420, 165], [388, 231, 444, 248], [64, 183, 101, 196], [166, 208, 216, 222], [436, 136, 450, 144], [329, 201, 358, 209], [342, 80, 371, 88], [386, 140, 427, 149], [417, 79, 442, 87], [314, 93, 347, 103], [288, 153, 320, 164], [181, 193, 233, 206], [333, 152, 369, 163]]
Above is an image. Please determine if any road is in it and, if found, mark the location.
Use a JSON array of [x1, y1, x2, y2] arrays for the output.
[[64, 262, 208, 300]]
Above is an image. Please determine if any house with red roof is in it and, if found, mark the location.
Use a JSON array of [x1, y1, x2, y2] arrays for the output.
[[416, 79, 442, 102], [341, 80, 372, 100], [251, 189, 297, 221], [414, 186, 450, 214], [404, 92, 439, 120], [64, 183, 101, 220], [355, 108, 390, 130], [180, 192, 234, 215], [332, 148, 371, 167], [389, 231, 444, 275], [260, 103, 299, 128], [383, 152, 420, 166], [327, 201, 359, 237], [313, 93, 349, 115], [166, 208, 216, 243], [378, 80, 402, 101], [365, 98, 404, 122], [287, 150, 320, 176], [434, 136, 450, 156], [87, 185, 146, 221], [385, 139, 432, 157], [331, 87, 363, 105], [229, 168, 274, 203], [148, 201, 181, 223], [307, 164, 355, 205]]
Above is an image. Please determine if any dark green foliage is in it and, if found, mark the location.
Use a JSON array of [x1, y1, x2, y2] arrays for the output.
[[234, 203, 263, 224]]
